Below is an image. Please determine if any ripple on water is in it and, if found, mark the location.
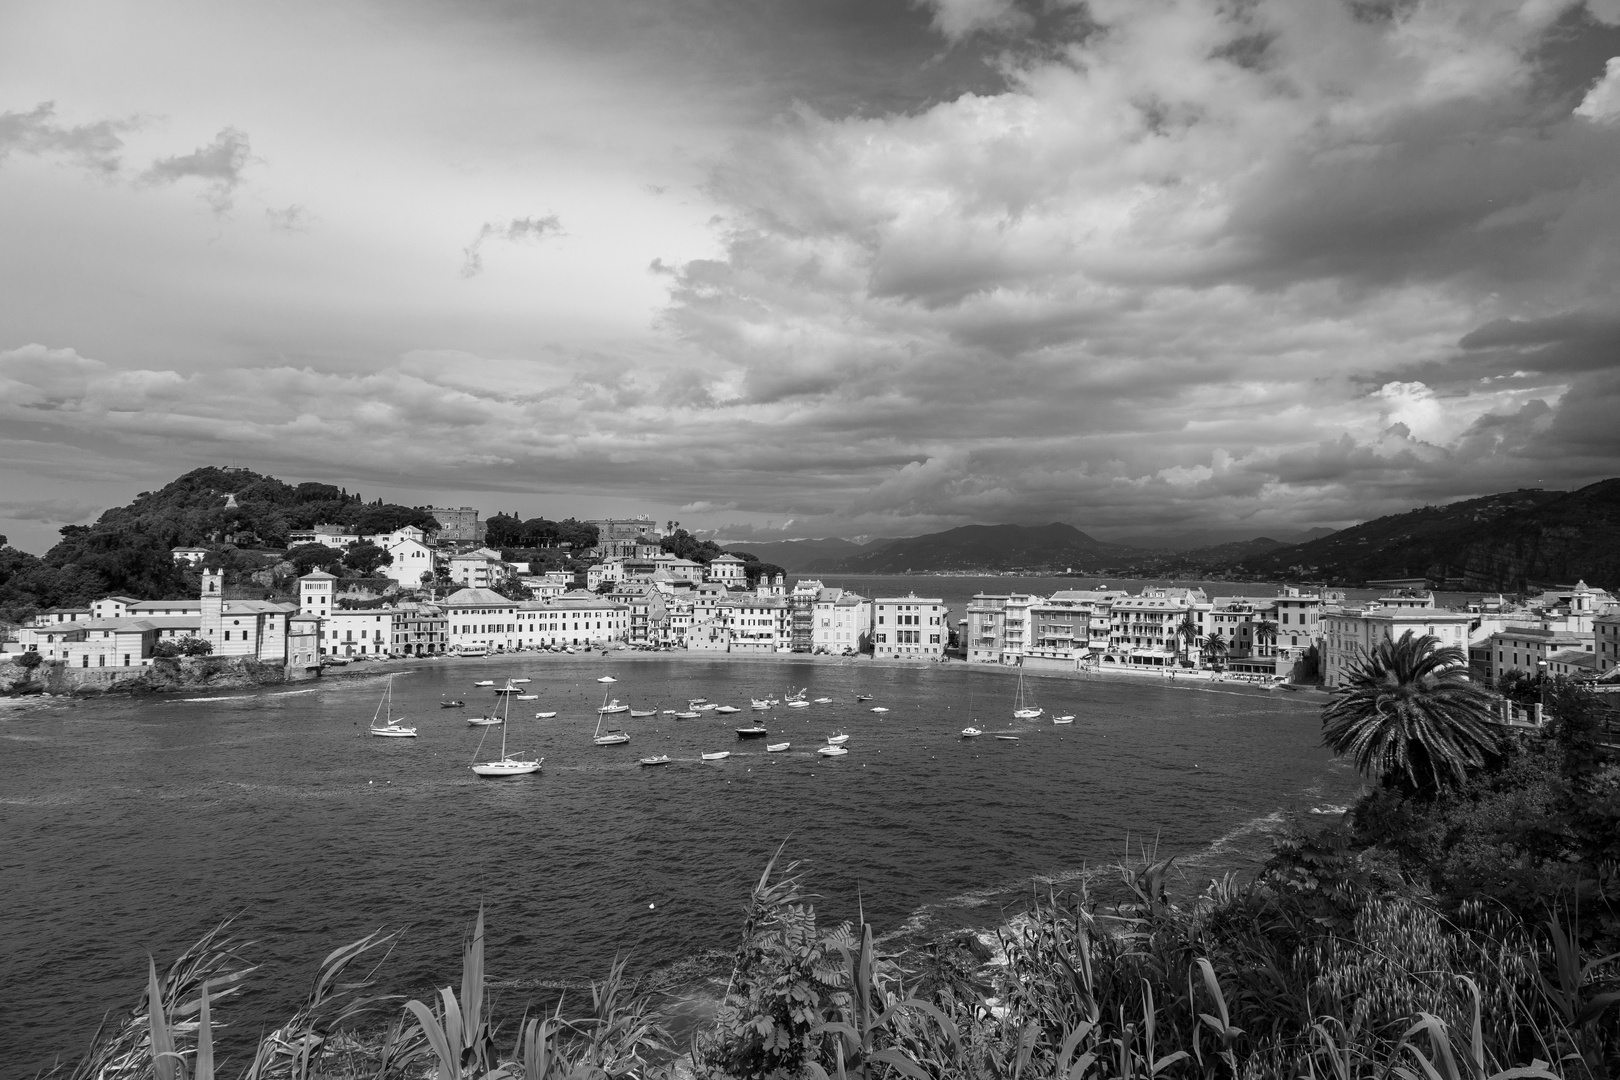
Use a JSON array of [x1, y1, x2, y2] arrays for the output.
[[0, 656, 1353, 1073]]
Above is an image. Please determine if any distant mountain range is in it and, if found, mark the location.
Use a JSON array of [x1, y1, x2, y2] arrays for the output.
[[719, 481, 1620, 590]]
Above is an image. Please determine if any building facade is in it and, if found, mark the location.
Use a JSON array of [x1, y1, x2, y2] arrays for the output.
[[872, 595, 947, 660]]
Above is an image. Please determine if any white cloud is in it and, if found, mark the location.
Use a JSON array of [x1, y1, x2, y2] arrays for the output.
[[1575, 56, 1620, 124], [910, 0, 1033, 42]]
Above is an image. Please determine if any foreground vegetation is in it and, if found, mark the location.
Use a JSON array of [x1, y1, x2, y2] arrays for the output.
[[44, 636, 1620, 1078]]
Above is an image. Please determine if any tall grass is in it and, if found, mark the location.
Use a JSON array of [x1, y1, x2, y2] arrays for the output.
[[41, 849, 1618, 1080]]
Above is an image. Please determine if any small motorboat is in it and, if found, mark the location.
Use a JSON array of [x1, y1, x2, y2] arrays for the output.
[[689, 697, 708, 705], [870, 707, 889, 714], [995, 734, 1020, 741], [516, 694, 538, 700], [597, 676, 617, 683], [630, 708, 658, 718], [714, 705, 740, 714], [786, 700, 809, 709], [692, 702, 718, 712], [1053, 715, 1075, 725], [639, 755, 671, 767], [662, 709, 677, 715], [750, 698, 771, 710], [766, 742, 791, 752], [817, 745, 849, 757], [855, 694, 873, 702], [598, 699, 630, 714], [467, 715, 503, 726], [473, 680, 495, 687], [701, 751, 731, 761], [439, 700, 465, 709], [735, 725, 769, 739], [826, 733, 849, 745], [674, 710, 700, 720], [494, 683, 521, 695], [535, 711, 558, 719], [813, 697, 832, 704], [961, 727, 983, 738], [510, 678, 531, 684]]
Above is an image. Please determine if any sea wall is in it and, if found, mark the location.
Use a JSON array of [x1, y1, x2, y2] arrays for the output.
[[0, 656, 318, 696]]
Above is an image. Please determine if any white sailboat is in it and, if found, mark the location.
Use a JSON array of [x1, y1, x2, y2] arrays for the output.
[[593, 696, 631, 746], [470, 690, 541, 777], [1013, 668, 1043, 719], [369, 675, 417, 737]]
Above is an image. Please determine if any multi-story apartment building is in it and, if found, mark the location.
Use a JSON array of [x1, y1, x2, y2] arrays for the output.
[[811, 588, 871, 654], [965, 593, 1040, 664], [790, 579, 822, 653], [1486, 627, 1594, 683], [1598, 613, 1620, 675], [1106, 588, 1208, 668], [391, 604, 447, 656], [1321, 592, 1475, 688], [872, 595, 948, 661], [1024, 590, 1129, 667], [449, 548, 506, 589], [722, 595, 791, 653]]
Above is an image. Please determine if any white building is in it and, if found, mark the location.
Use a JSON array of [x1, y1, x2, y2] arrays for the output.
[[705, 553, 748, 586], [1106, 588, 1209, 669], [1321, 592, 1476, 689], [811, 587, 870, 655], [965, 593, 1042, 664], [873, 595, 948, 660], [723, 595, 791, 653], [449, 548, 507, 589], [1024, 590, 1129, 668]]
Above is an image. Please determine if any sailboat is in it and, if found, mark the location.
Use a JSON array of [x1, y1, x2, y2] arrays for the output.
[[592, 700, 630, 746], [369, 675, 417, 737], [470, 689, 540, 777], [1013, 668, 1043, 719]]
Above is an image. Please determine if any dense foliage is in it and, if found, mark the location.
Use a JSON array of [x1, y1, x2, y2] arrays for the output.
[[0, 468, 437, 621], [485, 514, 600, 550]]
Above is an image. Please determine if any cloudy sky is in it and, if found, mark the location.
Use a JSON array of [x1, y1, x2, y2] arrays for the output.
[[3, 0, 1619, 553]]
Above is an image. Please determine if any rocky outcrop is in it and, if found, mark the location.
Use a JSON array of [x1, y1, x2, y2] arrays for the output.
[[3, 655, 311, 696]]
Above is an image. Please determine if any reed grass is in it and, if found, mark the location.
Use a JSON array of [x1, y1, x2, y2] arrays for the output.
[[39, 847, 1618, 1080]]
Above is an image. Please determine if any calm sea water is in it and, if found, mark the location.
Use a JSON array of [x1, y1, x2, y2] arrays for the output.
[[0, 650, 1359, 1076]]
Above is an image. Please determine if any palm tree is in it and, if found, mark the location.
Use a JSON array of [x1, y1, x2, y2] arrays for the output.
[[1201, 633, 1227, 668], [1252, 617, 1277, 655], [1175, 613, 1201, 659], [1321, 631, 1502, 795]]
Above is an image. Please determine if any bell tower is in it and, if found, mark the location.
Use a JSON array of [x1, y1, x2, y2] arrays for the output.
[[200, 568, 225, 645]]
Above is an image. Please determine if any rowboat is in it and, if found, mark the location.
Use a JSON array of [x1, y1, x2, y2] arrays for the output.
[[467, 716, 502, 726], [1053, 715, 1075, 725], [510, 678, 531, 684], [766, 742, 790, 752], [817, 745, 848, 757], [692, 702, 718, 712], [439, 700, 464, 709], [994, 734, 1020, 741], [689, 697, 708, 705], [674, 710, 700, 720], [639, 755, 671, 767], [516, 694, 538, 701], [786, 700, 809, 709], [870, 707, 889, 714], [855, 694, 872, 702], [701, 751, 731, 761], [473, 680, 495, 687], [630, 709, 658, 718], [535, 711, 557, 719], [813, 697, 832, 704]]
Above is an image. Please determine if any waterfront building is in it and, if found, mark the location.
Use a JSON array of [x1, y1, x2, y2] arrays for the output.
[[872, 595, 948, 660], [790, 579, 822, 652], [965, 592, 1041, 664], [1321, 592, 1475, 688], [441, 588, 520, 653], [811, 588, 871, 654], [723, 595, 791, 653], [1106, 588, 1209, 668], [1024, 590, 1130, 668], [390, 604, 447, 657], [321, 608, 400, 658], [518, 591, 631, 649]]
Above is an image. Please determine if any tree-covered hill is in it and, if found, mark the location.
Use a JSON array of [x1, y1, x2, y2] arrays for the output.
[[1236, 480, 1620, 590], [0, 467, 439, 620]]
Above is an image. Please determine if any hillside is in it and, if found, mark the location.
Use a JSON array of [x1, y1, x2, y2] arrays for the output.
[[723, 537, 891, 572], [1237, 481, 1620, 590], [812, 522, 1131, 574], [1107, 526, 1336, 551], [0, 467, 438, 619]]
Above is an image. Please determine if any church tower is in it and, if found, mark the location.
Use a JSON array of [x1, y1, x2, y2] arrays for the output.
[[200, 568, 225, 646]]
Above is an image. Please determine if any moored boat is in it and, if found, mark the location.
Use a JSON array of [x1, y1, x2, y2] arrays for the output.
[[766, 742, 791, 752], [439, 699, 464, 709], [474, 680, 495, 687], [535, 711, 558, 719], [1053, 715, 1075, 724], [638, 755, 671, 767], [597, 676, 617, 683], [813, 697, 832, 704], [714, 705, 740, 714], [674, 710, 700, 720], [630, 708, 658, 718], [961, 727, 983, 738], [826, 732, 849, 745], [786, 700, 809, 709], [598, 699, 630, 714], [467, 715, 503, 726], [369, 675, 417, 737], [592, 694, 631, 745], [735, 724, 769, 738], [817, 745, 848, 757], [470, 689, 541, 777], [701, 751, 731, 761], [870, 707, 889, 714]]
